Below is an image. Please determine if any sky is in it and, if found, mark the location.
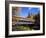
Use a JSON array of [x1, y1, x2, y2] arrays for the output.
[[14, 7, 40, 18]]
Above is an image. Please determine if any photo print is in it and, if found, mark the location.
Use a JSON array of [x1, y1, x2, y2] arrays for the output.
[[12, 7, 40, 31]]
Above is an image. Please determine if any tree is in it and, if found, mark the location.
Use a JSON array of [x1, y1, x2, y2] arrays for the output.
[[27, 12, 31, 18], [33, 12, 40, 30]]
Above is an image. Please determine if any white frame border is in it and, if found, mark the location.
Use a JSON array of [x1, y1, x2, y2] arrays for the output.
[[9, 3, 43, 35]]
